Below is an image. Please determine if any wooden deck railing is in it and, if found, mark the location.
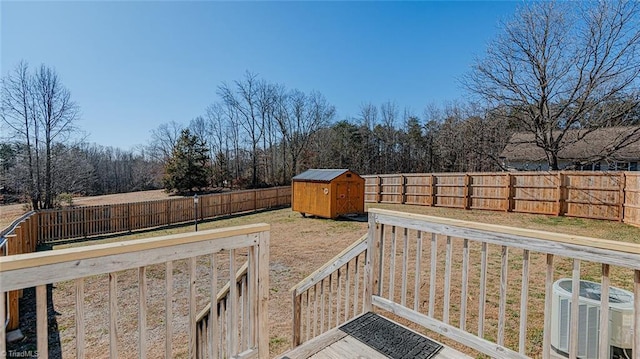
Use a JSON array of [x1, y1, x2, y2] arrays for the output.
[[290, 234, 368, 346], [291, 209, 640, 359], [195, 262, 252, 358], [0, 224, 270, 359]]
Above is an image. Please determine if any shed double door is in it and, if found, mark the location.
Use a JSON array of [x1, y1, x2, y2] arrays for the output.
[[335, 181, 362, 215]]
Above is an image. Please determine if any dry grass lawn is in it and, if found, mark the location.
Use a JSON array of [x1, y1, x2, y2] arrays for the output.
[[4, 192, 640, 358]]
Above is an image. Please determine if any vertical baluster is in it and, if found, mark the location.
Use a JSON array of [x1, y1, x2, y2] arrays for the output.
[[414, 231, 423, 312], [344, 262, 350, 322], [443, 236, 452, 324], [542, 254, 554, 359], [209, 255, 218, 359], [139, 267, 147, 359], [306, 290, 310, 341], [242, 277, 249, 351], [166, 261, 173, 359], [401, 228, 409, 307], [0, 291, 5, 357], [389, 226, 397, 301], [460, 238, 469, 331], [328, 274, 333, 329], [249, 245, 258, 349], [633, 270, 639, 359], [76, 278, 85, 359], [189, 257, 197, 359], [37, 285, 48, 359], [598, 264, 610, 359], [498, 246, 508, 346], [109, 272, 118, 359], [313, 283, 319, 338], [518, 249, 530, 354], [478, 242, 489, 338], [569, 259, 581, 359], [337, 268, 342, 324], [221, 299, 227, 358], [228, 250, 238, 356], [320, 278, 326, 334], [353, 255, 360, 316], [428, 233, 437, 317], [377, 224, 386, 296]]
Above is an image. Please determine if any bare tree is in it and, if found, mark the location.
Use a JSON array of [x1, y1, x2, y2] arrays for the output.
[[1, 62, 80, 208], [33, 65, 80, 207], [0, 61, 41, 208], [465, 0, 640, 170], [277, 90, 334, 178], [148, 121, 183, 162], [218, 72, 264, 187]]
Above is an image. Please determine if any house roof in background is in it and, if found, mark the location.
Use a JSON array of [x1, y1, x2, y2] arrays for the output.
[[292, 169, 351, 182], [501, 126, 640, 162]]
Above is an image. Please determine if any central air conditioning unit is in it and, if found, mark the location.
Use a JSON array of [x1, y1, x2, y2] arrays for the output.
[[550, 279, 634, 359]]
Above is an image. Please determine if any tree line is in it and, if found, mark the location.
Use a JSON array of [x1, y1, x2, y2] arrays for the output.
[[2, 1, 638, 206]]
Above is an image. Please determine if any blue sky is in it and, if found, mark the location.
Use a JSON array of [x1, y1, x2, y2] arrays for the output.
[[2, 1, 520, 150]]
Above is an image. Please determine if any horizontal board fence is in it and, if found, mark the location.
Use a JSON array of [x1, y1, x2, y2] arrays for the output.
[[363, 172, 640, 226], [36, 186, 291, 244]]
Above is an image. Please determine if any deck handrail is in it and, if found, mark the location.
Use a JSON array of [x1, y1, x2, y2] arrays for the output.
[[0, 224, 270, 359], [291, 234, 367, 295]]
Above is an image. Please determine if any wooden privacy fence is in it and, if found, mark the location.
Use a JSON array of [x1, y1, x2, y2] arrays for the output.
[[37, 186, 291, 243], [363, 172, 640, 226]]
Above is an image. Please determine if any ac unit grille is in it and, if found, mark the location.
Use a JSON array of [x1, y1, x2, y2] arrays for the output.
[[551, 279, 634, 359], [557, 299, 600, 359]]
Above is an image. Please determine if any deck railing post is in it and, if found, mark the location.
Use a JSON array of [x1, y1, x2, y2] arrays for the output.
[[292, 290, 302, 347], [364, 213, 379, 313]]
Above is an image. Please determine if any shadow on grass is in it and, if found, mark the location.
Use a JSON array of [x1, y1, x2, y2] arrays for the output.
[[6, 285, 61, 359]]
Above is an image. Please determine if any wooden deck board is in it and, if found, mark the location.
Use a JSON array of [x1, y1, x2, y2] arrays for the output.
[[278, 313, 473, 359]]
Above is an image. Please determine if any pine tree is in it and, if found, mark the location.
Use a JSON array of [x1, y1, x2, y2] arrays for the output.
[[163, 129, 210, 193]]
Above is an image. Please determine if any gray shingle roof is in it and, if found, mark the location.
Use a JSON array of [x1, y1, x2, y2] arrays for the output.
[[292, 169, 350, 182]]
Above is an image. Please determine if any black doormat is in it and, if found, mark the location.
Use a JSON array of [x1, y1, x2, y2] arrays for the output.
[[339, 312, 443, 359]]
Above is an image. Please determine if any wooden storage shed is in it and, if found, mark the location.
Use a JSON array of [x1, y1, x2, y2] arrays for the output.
[[292, 169, 365, 219]]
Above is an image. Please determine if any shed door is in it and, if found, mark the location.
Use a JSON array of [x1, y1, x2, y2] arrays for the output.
[[336, 182, 361, 215]]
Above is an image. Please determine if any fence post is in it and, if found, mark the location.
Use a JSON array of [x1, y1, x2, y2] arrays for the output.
[[166, 200, 171, 227], [464, 174, 472, 210], [254, 189, 258, 212], [556, 172, 566, 216], [505, 173, 513, 212], [127, 203, 132, 232], [619, 172, 626, 222], [377, 176, 382, 203], [401, 175, 407, 204], [431, 175, 437, 206]]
